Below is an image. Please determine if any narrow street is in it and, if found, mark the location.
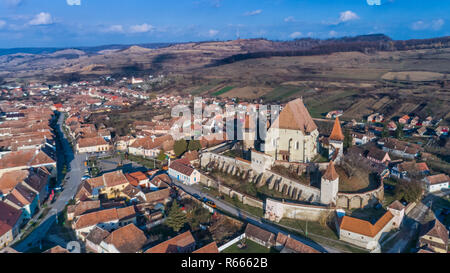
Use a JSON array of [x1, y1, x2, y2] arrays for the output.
[[12, 112, 87, 252]]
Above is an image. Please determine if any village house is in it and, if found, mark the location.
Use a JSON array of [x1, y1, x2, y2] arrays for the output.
[[145, 230, 196, 253], [244, 224, 276, 248], [418, 219, 449, 253], [367, 113, 384, 123], [275, 233, 320, 253], [85, 170, 130, 199], [435, 126, 449, 136], [423, 174, 450, 193], [0, 170, 29, 198], [128, 135, 174, 158], [168, 160, 200, 186], [0, 201, 24, 249], [76, 136, 110, 154], [97, 224, 147, 253], [379, 138, 422, 160], [387, 121, 397, 131], [72, 206, 137, 240], [387, 200, 406, 229], [192, 242, 220, 253], [337, 211, 395, 251], [351, 131, 375, 146], [115, 136, 136, 151], [365, 147, 391, 165], [4, 183, 39, 219], [416, 126, 427, 136], [85, 226, 111, 253], [391, 161, 430, 180], [43, 246, 70, 253], [67, 200, 101, 221], [398, 115, 410, 125], [138, 187, 172, 205], [124, 171, 156, 189], [0, 149, 56, 177]]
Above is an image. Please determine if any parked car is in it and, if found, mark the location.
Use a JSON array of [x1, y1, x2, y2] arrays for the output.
[[193, 193, 201, 200], [205, 200, 216, 208], [82, 175, 91, 181], [53, 187, 63, 192]]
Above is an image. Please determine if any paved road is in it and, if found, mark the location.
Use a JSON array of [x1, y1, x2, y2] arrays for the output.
[[170, 178, 344, 253], [12, 112, 87, 252]]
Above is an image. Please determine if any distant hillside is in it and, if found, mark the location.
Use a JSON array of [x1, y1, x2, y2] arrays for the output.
[[1, 34, 450, 81], [0, 42, 176, 56]]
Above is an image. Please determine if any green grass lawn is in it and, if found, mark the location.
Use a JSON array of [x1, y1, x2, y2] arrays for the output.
[[126, 154, 158, 169], [279, 218, 338, 240], [222, 239, 276, 253], [277, 218, 369, 253], [262, 85, 306, 102], [213, 86, 234, 96]]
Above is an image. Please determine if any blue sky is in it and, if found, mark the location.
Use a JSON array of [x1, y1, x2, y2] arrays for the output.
[[0, 0, 448, 48]]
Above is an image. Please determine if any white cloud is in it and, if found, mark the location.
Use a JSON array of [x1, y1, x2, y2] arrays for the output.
[[67, 0, 81, 6], [411, 20, 426, 30], [412, 19, 445, 31], [208, 29, 219, 37], [29, 12, 53, 25], [290, 32, 302, 39], [431, 19, 445, 30], [329, 30, 338, 37], [244, 9, 262, 16], [284, 16, 295, 23], [105, 25, 124, 33], [339, 10, 359, 22], [2, 0, 22, 7], [129, 23, 154, 33]]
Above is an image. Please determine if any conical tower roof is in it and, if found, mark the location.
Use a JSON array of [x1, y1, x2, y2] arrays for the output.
[[323, 161, 339, 181], [329, 117, 345, 141]]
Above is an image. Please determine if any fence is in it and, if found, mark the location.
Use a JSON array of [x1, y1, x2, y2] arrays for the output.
[[218, 233, 246, 252]]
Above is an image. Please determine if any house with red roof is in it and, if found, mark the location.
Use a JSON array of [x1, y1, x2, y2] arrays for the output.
[[0, 201, 24, 249], [423, 174, 450, 193], [337, 211, 395, 251], [168, 160, 200, 186]]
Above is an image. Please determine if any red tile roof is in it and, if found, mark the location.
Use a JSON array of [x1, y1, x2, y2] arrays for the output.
[[145, 231, 195, 253], [323, 161, 339, 181], [329, 117, 345, 141], [426, 174, 450, 185], [270, 98, 317, 133], [340, 211, 394, 237], [169, 161, 195, 176], [103, 224, 147, 253], [193, 242, 219, 253]]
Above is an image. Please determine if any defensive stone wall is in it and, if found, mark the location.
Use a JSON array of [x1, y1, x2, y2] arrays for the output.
[[264, 198, 333, 222]]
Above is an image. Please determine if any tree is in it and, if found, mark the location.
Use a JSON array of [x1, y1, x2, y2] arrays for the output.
[[188, 140, 202, 151], [157, 149, 166, 161], [173, 139, 188, 157], [165, 200, 187, 233], [395, 122, 404, 139], [344, 129, 353, 149], [394, 180, 423, 203], [381, 122, 389, 138]]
